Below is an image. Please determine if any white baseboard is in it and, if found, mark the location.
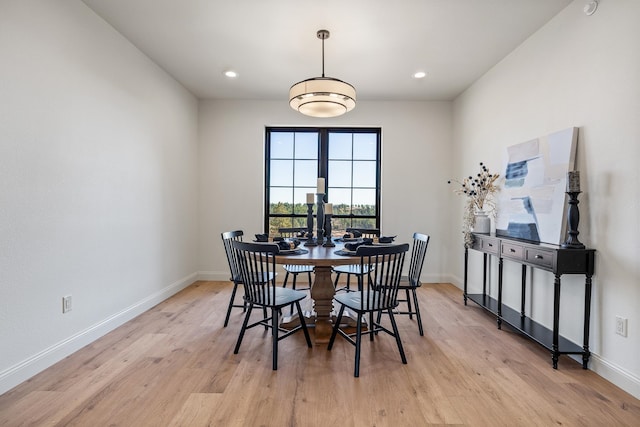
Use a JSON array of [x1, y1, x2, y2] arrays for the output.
[[589, 353, 640, 399], [0, 272, 197, 395], [197, 270, 229, 281], [440, 273, 462, 287], [201, 271, 456, 285]]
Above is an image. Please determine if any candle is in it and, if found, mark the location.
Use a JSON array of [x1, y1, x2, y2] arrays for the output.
[[567, 171, 580, 192], [306, 193, 314, 204], [325, 203, 333, 215], [317, 177, 325, 194]]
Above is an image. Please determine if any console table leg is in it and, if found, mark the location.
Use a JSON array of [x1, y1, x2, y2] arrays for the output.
[[463, 248, 469, 305], [521, 264, 527, 317], [552, 274, 561, 369], [497, 257, 503, 329], [483, 253, 488, 296], [582, 274, 593, 369]]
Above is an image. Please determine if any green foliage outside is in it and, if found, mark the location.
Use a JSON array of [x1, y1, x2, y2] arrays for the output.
[[268, 202, 376, 236]]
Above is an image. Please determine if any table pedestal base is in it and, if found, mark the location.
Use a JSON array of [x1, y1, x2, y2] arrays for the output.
[[309, 265, 335, 343], [279, 265, 363, 344]]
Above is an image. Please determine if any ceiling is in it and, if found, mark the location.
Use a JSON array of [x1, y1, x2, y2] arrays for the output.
[[82, 0, 574, 102]]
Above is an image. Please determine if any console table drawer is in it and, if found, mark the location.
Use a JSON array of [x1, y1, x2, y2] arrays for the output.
[[501, 242, 524, 260], [525, 248, 555, 269], [472, 235, 499, 255]]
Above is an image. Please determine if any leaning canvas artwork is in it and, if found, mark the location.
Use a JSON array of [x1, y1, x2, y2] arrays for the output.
[[495, 127, 578, 244]]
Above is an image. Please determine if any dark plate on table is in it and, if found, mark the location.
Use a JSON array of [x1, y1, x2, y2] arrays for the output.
[[334, 249, 357, 256], [278, 248, 308, 255]]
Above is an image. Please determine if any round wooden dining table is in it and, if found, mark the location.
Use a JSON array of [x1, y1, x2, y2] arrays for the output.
[[275, 241, 358, 344]]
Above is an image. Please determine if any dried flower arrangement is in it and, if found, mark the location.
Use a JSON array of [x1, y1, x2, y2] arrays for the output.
[[448, 162, 500, 247]]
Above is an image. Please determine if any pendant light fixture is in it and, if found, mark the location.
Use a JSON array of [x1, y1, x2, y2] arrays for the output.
[[289, 29, 356, 118]]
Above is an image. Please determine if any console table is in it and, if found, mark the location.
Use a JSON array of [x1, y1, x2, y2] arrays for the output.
[[463, 233, 595, 369]]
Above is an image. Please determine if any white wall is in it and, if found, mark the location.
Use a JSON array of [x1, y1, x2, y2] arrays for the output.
[[198, 99, 453, 283], [450, 0, 640, 398], [0, 0, 199, 393]]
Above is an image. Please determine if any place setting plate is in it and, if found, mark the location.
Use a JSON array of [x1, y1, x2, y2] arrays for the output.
[[334, 248, 357, 256], [278, 248, 309, 255]]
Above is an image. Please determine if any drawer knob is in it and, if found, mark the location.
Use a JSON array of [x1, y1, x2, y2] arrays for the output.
[[510, 248, 516, 253], [535, 254, 543, 259], [487, 243, 493, 247]]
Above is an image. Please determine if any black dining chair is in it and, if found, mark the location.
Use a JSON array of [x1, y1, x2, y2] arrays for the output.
[[278, 227, 314, 293], [220, 230, 246, 327], [333, 227, 381, 292], [346, 227, 381, 239], [221, 230, 270, 327], [327, 243, 410, 377], [231, 240, 312, 370], [379, 232, 430, 336]]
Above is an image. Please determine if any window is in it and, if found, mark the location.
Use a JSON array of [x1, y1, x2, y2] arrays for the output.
[[265, 127, 381, 236]]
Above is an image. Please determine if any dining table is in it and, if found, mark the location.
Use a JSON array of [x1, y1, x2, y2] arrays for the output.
[[275, 240, 359, 344]]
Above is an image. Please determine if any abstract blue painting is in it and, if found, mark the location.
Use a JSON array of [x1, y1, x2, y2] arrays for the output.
[[495, 127, 578, 244]]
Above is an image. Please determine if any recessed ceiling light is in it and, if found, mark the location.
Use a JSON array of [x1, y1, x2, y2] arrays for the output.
[[224, 70, 238, 78], [583, 1, 598, 15], [413, 71, 427, 79]]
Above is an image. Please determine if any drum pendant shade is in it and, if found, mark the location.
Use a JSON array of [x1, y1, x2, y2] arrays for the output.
[[289, 30, 356, 118]]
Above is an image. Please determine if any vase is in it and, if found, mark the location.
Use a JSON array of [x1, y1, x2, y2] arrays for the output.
[[474, 211, 491, 234]]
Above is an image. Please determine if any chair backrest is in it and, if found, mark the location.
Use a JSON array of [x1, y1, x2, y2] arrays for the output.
[[221, 230, 243, 283], [278, 227, 307, 238], [346, 227, 381, 238], [355, 243, 410, 311], [408, 233, 430, 287], [231, 240, 279, 306]]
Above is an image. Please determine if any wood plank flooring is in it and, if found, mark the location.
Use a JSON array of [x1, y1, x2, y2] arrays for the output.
[[1, 281, 639, 426]]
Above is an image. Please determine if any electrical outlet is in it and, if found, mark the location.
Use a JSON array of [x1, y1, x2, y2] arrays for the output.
[[62, 295, 72, 313], [615, 316, 627, 337]]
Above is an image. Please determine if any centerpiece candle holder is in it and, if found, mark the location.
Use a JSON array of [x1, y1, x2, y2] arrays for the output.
[[304, 195, 316, 246], [316, 193, 325, 246], [322, 203, 335, 247]]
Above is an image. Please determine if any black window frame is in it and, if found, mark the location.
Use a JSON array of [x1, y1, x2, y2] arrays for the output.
[[264, 126, 381, 234]]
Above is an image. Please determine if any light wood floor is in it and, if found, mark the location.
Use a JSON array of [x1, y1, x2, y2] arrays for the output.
[[1, 281, 638, 426]]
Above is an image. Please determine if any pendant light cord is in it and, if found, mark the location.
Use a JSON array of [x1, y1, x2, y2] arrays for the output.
[[321, 36, 325, 77]]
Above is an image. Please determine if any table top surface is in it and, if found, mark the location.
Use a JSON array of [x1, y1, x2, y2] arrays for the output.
[[275, 241, 359, 267]]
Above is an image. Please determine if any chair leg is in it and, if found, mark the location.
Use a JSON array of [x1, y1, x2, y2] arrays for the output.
[[388, 308, 407, 364], [283, 271, 290, 288], [333, 272, 341, 289], [272, 308, 279, 370], [224, 282, 239, 327], [263, 306, 268, 331], [405, 288, 413, 319], [327, 304, 346, 350], [296, 301, 313, 348], [354, 312, 363, 378], [412, 288, 424, 336], [369, 311, 375, 341], [234, 304, 253, 354]]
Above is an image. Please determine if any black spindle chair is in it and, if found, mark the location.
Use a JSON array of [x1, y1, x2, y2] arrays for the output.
[[379, 233, 430, 335], [220, 230, 246, 327], [278, 227, 314, 293], [231, 240, 312, 370], [333, 228, 381, 292], [328, 243, 410, 377]]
